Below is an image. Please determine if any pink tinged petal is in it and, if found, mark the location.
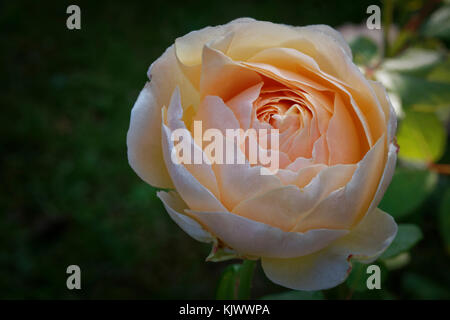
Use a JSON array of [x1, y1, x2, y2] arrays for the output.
[[213, 159, 284, 211], [326, 94, 361, 165], [245, 47, 377, 151], [173, 18, 256, 88], [226, 83, 264, 130], [127, 83, 173, 188], [200, 45, 263, 101], [186, 209, 348, 258], [161, 122, 227, 213], [311, 136, 329, 164], [285, 157, 314, 171], [279, 33, 386, 148], [167, 89, 221, 199], [276, 165, 326, 188], [286, 122, 314, 160], [262, 208, 397, 291], [157, 191, 213, 243], [294, 136, 386, 232], [305, 93, 332, 135], [252, 119, 272, 131], [242, 61, 330, 92], [232, 164, 356, 231], [194, 95, 240, 134]]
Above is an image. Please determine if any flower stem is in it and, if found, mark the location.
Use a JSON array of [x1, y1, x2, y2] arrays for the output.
[[237, 260, 257, 299]]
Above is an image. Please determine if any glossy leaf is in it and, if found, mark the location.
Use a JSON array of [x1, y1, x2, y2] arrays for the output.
[[380, 168, 437, 218], [349, 36, 379, 66], [375, 71, 450, 109], [381, 48, 443, 75], [381, 224, 423, 259], [422, 5, 450, 40], [396, 111, 446, 162]]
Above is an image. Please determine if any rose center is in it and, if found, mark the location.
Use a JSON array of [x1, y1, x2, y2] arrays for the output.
[[254, 89, 312, 131]]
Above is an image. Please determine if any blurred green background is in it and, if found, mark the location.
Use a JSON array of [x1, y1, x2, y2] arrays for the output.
[[1, 0, 449, 299]]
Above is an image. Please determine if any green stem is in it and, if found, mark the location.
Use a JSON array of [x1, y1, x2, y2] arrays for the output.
[[237, 260, 257, 299]]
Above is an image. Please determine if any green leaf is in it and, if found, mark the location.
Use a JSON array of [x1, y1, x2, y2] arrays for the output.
[[379, 168, 437, 219], [422, 5, 450, 40], [396, 111, 447, 163], [381, 48, 443, 75], [349, 36, 379, 66], [261, 290, 324, 300], [381, 224, 423, 259], [438, 188, 450, 254], [375, 71, 450, 109]]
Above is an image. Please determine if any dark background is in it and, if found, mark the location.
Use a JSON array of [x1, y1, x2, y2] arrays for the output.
[[1, 0, 449, 299]]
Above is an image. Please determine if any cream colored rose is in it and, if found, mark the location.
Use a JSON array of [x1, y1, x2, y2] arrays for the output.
[[127, 18, 398, 290]]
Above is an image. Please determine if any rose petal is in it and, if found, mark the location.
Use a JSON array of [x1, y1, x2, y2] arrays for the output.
[[200, 45, 263, 101], [127, 83, 173, 188], [186, 209, 348, 258], [226, 82, 263, 130], [193, 95, 240, 134], [158, 191, 213, 243], [167, 89, 221, 199], [161, 121, 227, 213], [366, 143, 397, 214], [232, 164, 356, 231], [326, 94, 361, 164], [261, 207, 397, 290], [293, 136, 386, 232], [368, 80, 397, 144]]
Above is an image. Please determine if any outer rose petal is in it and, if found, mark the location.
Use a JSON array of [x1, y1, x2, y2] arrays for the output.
[[127, 83, 173, 188], [157, 191, 213, 243], [186, 209, 348, 259], [128, 44, 199, 188], [261, 207, 397, 290], [296, 24, 353, 59], [368, 80, 397, 144], [367, 143, 397, 214]]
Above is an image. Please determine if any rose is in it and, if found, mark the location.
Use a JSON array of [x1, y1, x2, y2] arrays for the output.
[[127, 18, 398, 290]]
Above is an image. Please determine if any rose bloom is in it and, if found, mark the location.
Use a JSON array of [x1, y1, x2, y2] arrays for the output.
[[127, 18, 398, 290]]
